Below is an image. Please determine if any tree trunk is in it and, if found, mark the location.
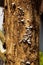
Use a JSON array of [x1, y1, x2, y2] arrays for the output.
[[3, 0, 40, 65]]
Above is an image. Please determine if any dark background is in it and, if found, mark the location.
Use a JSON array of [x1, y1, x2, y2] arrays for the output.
[[0, 0, 4, 7], [40, 14, 43, 52]]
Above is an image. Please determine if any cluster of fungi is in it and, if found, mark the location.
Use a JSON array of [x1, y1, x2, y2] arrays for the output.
[[0, 0, 41, 65]]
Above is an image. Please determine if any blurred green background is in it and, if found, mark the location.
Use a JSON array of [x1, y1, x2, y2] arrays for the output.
[[40, 52, 43, 65]]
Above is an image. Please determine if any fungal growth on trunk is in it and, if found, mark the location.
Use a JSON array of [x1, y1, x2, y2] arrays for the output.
[[3, 0, 41, 65]]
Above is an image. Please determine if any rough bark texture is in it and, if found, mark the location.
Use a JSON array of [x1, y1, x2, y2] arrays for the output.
[[3, 0, 40, 65]]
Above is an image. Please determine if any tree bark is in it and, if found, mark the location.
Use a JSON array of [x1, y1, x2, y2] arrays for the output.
[[3, 0, 40, 65]]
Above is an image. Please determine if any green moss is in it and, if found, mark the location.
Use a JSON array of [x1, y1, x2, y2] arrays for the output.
[[40, 52, 43, 65]]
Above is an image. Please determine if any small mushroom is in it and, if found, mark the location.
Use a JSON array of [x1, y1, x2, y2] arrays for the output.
[[18, 19, 25, 25], [21, 19, 24, 22], [26, 61, 30, 65], [26, 30, 31, 35], [27, 39, 31, 45], [19, 38, 27, 43], [28, 35, 32, 37], [24, 34, 32, 37], [26, 26, 33, 29], [23, 34, 28, 36], [11, 3, 16, 10], [22, 38, 27, 43], [20, 60, 25, 65], [18, 7, 24, 12], [18, 7, 24, 16]]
